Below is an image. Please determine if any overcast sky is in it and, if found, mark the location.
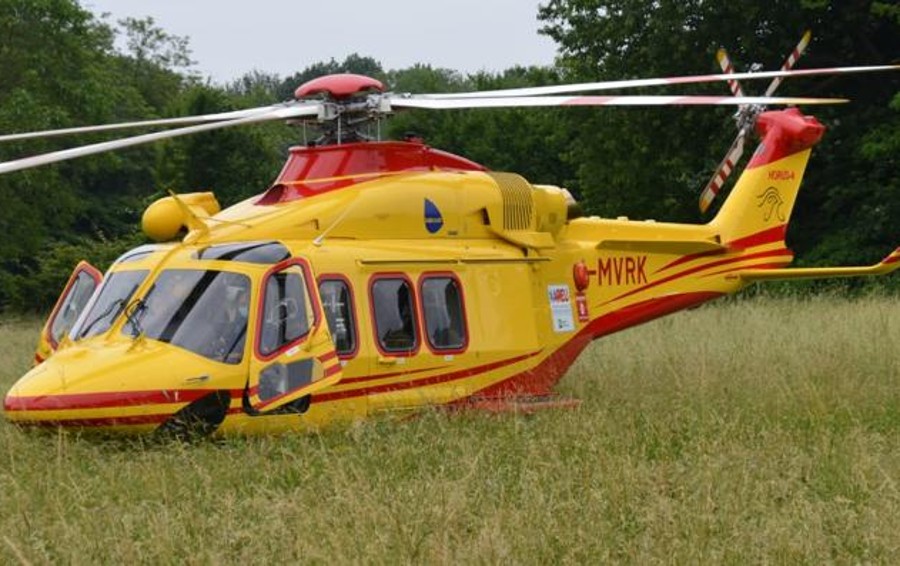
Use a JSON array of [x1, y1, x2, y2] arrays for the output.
[[81, 0, 559, 84]]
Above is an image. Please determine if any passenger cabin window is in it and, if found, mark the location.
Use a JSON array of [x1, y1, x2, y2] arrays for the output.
[[259, 264, 315, 357], [371, 277, 417, 354], [420, 276, 467, 351], [319, 278, 357, 357]]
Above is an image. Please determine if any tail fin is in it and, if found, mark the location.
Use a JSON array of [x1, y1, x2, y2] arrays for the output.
[[709, 108, 824, 245], [710, 109, 899, 283]]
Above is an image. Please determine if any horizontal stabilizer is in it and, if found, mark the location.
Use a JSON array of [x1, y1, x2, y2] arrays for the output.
[[597, 238, 726, 255], [739, 247, 900, 281]]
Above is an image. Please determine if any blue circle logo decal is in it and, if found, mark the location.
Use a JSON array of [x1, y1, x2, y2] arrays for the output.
[[424, 198, 443, 234]]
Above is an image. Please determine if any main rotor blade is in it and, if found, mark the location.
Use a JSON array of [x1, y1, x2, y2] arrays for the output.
[[0, 105, 288, 143], [391, 95, 846, 110], [0, 104, 320, 176], [420, 65, 899, 99]]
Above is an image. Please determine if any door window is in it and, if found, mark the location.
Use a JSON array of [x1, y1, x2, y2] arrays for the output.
[[45, 263, 102, 349], [258, 263, 316, 358]]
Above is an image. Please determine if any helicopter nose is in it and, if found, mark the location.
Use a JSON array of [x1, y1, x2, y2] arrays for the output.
[[3, 363, 65, 427], [3, 344, 234, 434]]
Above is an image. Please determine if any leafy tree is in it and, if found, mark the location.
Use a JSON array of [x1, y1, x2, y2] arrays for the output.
[[118, 16, 193, 70], [0, 1, 194, 311]]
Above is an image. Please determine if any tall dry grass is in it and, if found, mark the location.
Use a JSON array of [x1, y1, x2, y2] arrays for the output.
[[0, 295, 898, 564]]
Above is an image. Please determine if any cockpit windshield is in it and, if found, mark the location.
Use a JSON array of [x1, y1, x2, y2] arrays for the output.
[[74, 270, 149, 340], [126, 269, 251, 364]]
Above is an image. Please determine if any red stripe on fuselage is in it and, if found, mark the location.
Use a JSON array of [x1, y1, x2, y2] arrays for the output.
[[727, 224, 788, 250], [655, 248, 724, 275], [318, 351, 338, 364], [312, 351, 543, 403], [608, 248, 793, 305], [885, 250, 900, 265], [5, 389, 218, 412], [335, 365, 448, 386], [656, 224, 787, 274], [13, 413, 170, 428]]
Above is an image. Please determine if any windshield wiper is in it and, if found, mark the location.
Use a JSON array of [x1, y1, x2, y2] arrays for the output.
[[124, 298, 147, 338], [78, 297, 127, 339], [124, 284, 156, 339], [77, 282, 142, 339]]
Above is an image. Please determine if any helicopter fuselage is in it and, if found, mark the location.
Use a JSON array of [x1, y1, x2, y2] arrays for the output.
[[8, 108, 894, 436]]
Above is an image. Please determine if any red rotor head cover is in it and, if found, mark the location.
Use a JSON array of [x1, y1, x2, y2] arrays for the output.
[[294, 74, 385, 100]]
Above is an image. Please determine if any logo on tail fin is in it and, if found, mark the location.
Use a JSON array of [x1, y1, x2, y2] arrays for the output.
[[757, 187, 785, 222]]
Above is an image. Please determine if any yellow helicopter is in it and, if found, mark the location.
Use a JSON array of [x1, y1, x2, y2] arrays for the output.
[[2, 40, 898, 436]]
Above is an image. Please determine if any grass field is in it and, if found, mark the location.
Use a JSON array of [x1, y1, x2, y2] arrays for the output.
[[1, 295, 898, 564]]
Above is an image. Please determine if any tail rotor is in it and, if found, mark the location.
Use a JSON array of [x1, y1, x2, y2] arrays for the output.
[[698, 31, 813, 214]]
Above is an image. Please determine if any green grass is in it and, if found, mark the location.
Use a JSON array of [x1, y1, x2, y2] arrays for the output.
[[1, 295, 899, 564]]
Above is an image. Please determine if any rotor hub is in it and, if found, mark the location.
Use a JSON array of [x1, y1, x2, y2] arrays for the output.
[[291, 74, 391, 146]]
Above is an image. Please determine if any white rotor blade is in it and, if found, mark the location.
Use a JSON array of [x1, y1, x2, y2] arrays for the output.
[[716, 48, 746, 97], [765, 30, 812, 97], [420, 65, 899, 99], [0, 104, 320, 175], [392, 95, 846, 110], [699, 131, 746, 213], [0, 105, 288, 143]]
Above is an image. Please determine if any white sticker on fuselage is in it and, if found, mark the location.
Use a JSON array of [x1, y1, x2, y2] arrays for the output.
[[548, 284, 575, 333]]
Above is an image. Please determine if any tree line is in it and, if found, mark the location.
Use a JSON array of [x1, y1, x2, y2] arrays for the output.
[[0, 0, 897, 313]]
